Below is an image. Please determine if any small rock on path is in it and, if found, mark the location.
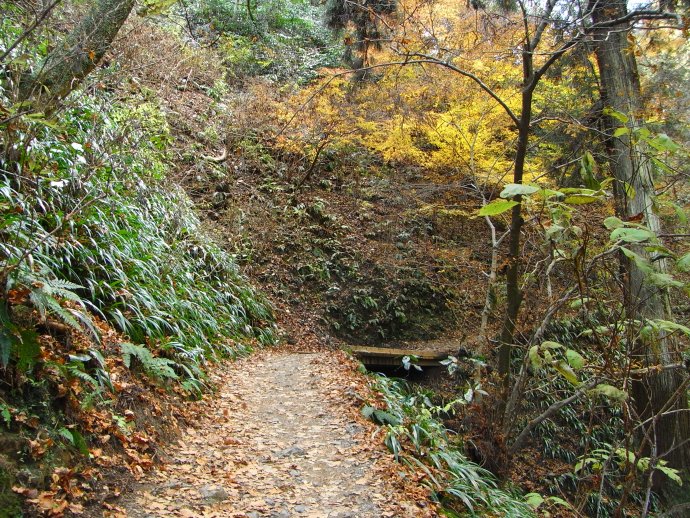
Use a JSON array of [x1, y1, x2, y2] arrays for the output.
[[116, 351, 436, 517]]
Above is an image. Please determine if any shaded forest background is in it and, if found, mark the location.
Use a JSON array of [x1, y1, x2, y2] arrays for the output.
[[1, 0, 690, 516]]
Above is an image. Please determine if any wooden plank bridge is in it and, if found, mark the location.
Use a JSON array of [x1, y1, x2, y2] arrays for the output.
[[349, 346, 453, 368]]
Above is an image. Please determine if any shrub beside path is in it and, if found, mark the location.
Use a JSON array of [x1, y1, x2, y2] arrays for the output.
[[117, 350, 437, 517]]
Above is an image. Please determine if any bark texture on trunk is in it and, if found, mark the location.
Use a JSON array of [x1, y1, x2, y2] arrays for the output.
[[19, 0, 136, 106], [592, 0, 690, 498]]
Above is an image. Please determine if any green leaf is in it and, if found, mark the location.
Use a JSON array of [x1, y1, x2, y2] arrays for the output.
[[528, 345, 541, 369], [70, 429, 90, 456], [620, 247, 653, 273], [603, 216, 624, 230], [648, 133, 680, 153], [657, 465, 683, 486], [477, 199, 518, 216], [541, 341, 563, 350], [564, 195, 600, 205], [0, 404, 10, 427], [604, 107, 629, 123], [676, 253, 690, 273], [580, 151, 600, 190], [569, 297, 591, 309], [372, 409, 400, 426], [590, 384, 628, 402], [565, 349, 585, 370], [524, 493, 544, 509], [611, 227, 654, 243], [553, 361, 579, 385], [622, 182, 636, 200], [58, 428, 74, 444], [546, 496, 573, 509], [613, 127, 630, 137], [500, 183, 539, 199], [648, 273, 684, 289], [361, 405, 375, 419], [648, 319, 690, 337], [534, 188, 564, 200]]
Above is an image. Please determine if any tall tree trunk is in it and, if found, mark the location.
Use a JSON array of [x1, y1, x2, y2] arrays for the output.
[[497, 48, 533, 392], [592, 0, 690, 500], [19, 0, 136, 106]]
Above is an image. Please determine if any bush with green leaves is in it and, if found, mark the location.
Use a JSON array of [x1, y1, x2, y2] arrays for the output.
[[364, 375, 535, 517], [0, 82, 275, 386]]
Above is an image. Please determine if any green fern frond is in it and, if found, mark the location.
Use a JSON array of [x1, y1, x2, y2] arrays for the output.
[[120, 342, 179, 381]]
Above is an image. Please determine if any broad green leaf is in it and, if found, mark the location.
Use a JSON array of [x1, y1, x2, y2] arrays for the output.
[[657, 465, 683, 486], [564, 195, 600, 205], [546, 496, 573, 509], [648, 273, 684, 289], [0, 404, 10, 427], [500, 183, 539, 199], [553, 361, 579, 385], [622, 182, 636, 200], [676, 253, 690, 272], [569, 297, 591, 309], [620, 247, 653, 273], [560, 187, 598, 195], [541, 341, 563, 350], [615, 448, 636, 464], [528, 345, 541, 369], [611, 227, 654, 243], [613, 127, 630, 137], [649, 319, 690, 337], [58, 428, 74, 444], [478, 199, 518, 217], [372, 409, 401, 426], [70, 428, 90, 456], [635, 127, 651, 140], [534, 188, 563, 199], [565, 349, 585, 370], [604, 107, 629, 123], [580, 151, 600, 190], [603, 216, 624, 230], [648, 133, 680, 153], [524, 493, 544, 509], [590, 384, 628, 402], [545, 224, 565, 239]]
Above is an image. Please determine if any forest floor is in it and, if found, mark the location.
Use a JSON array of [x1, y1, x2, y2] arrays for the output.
[[108, 350, 437, 518]]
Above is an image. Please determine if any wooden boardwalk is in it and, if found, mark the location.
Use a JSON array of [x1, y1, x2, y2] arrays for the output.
[[350, 346, 453, 368]]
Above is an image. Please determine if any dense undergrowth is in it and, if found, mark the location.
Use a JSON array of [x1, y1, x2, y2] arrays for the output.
[[0, 8, 276, 512], [2, 0, 690, 516], [0, 88, 275, 379], [365, 374, 536, 517]]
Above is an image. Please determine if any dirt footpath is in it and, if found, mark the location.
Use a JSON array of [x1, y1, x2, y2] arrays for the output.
[[116, 351, 437, 517]]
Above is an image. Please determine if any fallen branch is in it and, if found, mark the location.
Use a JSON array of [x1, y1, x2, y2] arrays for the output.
[[202, 147, 228, 163]]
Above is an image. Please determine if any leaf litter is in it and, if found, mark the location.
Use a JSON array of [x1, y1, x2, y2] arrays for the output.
[[113, 350, 437, 517]]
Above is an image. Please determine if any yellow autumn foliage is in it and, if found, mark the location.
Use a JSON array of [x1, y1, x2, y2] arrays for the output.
[[268, 0, 600, 187]]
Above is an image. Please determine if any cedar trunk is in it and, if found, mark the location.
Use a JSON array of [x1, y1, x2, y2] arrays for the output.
[[592, 0, 690, 499]]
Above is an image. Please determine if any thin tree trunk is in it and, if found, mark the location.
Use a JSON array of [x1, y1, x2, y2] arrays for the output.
[[497, 49, 533, 392], [19, 0, 136, 106], [592, 0, 690, 499]]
